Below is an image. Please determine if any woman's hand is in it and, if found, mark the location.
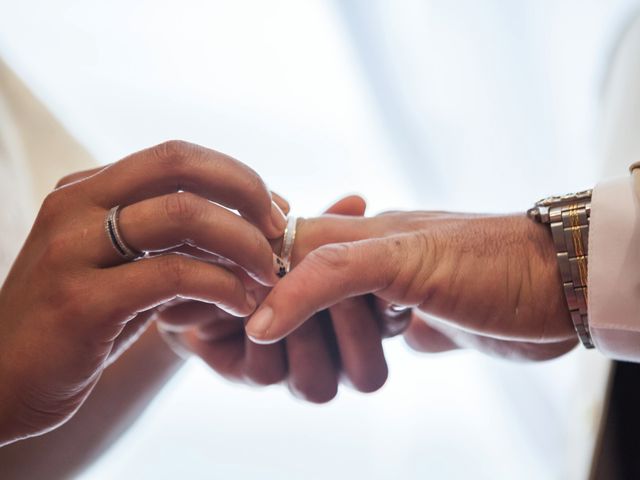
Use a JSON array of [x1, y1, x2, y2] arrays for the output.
[[245, 210, 578, 360], [156, 197, 394, 403], [0, 140, 286, 445]]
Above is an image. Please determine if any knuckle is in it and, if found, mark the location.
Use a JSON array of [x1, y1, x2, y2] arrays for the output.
[[152, 140, 195, 174], [38, 190, 68, 224], [55, 173, 78, 189], [218, 272, 243, 301], [243, 169, 267, 197], [307, 243, 352, 271], [154, 139, 193, 160], [159, 254, 192, 291], [388, 233, 438, 305], [235, 169, 269, 212], [163, 192, 203, 225], [247, 228, 271, 264]]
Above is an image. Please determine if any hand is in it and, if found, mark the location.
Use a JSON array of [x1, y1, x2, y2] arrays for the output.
[[157, 197, 393, 403], [0, 140, 286, 445], [245, 210, 578, 360]]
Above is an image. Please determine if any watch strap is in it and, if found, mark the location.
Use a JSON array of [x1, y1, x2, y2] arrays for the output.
[[546, 197, 594, 349]]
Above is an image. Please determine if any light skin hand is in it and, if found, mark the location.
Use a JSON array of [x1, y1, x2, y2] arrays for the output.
[[159, 196, 392, 402], [245, 210, 578, 361]]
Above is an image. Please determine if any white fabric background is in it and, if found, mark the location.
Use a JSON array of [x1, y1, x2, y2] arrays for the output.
[[0, 94, 34, 276], [0, 1, 638, 479]]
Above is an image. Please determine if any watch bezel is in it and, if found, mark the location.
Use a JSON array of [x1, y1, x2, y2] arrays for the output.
[[528, 189, 592, 223]]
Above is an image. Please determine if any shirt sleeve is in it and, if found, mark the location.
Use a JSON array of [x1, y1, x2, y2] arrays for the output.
[[588, 174, 640, 361]]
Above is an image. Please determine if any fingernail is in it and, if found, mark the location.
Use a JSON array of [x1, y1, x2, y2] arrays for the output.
[[271, 191, 290, 215], [270, 201, 287, 234], [247, 306, 274, 341], [273, 253, 286, 279]]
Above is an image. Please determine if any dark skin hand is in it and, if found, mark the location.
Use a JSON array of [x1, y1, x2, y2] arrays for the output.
[[0, 140, 288, 446]]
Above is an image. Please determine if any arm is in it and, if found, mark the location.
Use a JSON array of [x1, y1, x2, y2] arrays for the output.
[[0, 324, 183, 479]]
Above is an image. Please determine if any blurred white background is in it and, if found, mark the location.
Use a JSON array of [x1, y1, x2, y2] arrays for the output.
[[1, 1, 638, 478]]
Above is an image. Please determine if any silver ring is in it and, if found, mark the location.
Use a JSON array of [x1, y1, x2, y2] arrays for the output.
[[276, 215, 298, 278], [105, 205, 143, 261], [381, 304, 412, 338], [386, 304, 411, 315]]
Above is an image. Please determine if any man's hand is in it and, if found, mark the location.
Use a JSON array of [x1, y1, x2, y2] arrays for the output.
[[156, 196, 392, 402], [246, 211, 578, 361]]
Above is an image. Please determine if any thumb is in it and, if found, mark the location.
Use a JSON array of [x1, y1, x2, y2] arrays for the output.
[[323, 195, 367, 216], [246, 237, 397, 344]]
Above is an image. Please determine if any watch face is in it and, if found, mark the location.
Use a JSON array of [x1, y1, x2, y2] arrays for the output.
[[535, 189, 592, 207]]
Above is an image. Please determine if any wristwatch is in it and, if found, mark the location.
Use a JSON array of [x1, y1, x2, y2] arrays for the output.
[[527, 190, 595, 349]]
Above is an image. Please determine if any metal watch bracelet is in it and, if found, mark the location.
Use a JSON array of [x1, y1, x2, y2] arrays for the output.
[[528, 190, 595, 349]]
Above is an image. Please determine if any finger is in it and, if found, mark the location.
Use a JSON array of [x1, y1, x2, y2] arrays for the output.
[[180, 328, 247, 382], [409, 313, 577, 361], [447, 329, 577, 361], [285, 314, 339, 403], [107, 310, 155, 365], [243, 333, 288, 386], [271, 191, 290, 215], [55, 165, 109, 189], [431, 318, 578, 361], [78, 140, 286, 238], [97, 192, 278, 285], [97, 253, 257, 321], [247, 238, 397, 343], [403, 314, 460, 353], [156, 300, 221, 332], [328, 297, 387, 393], [308, 193, 380, 393], [158, 245, 264, 292], [274, 194, 365, 260], [195, 315, 245, 341], [323, 195, 367, 216]]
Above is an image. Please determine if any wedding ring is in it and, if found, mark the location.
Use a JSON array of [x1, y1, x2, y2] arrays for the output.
[[386, 304, 411, 315], [105, 205, 143, 261], [277, 215, 298, 277], [381, 304, 412, 338]]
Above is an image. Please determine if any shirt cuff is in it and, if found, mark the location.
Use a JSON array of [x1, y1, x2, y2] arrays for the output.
[[588, 175, 640, 361]]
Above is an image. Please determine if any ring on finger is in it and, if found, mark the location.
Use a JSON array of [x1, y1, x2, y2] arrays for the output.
[[105, 205, 144, 261], [276, 215, 298, 278], [381, 304, 412, 338]]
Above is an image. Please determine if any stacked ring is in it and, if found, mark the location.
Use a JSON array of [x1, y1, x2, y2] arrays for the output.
[[105, 205, 143, 261]]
